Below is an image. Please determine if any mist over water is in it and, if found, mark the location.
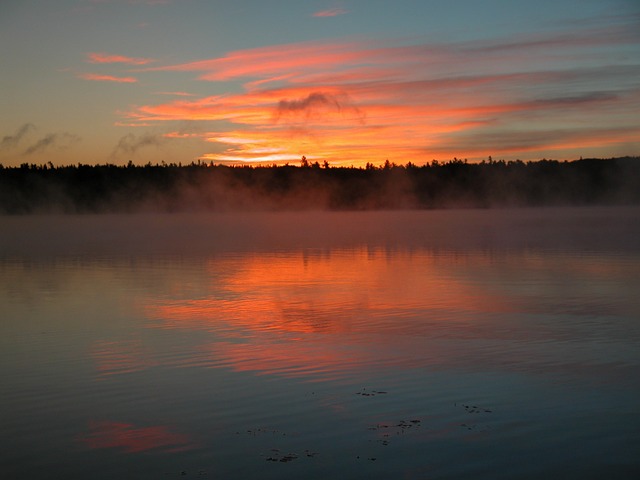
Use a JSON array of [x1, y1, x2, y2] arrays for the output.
[[1, 208, 639, 479], [2, 207, 639, 258]]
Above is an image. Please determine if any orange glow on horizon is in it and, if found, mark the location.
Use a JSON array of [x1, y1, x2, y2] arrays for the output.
[[125, 37, 639, 165]]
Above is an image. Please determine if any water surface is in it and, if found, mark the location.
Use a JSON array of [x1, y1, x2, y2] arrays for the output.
[[1, 208, 639, 479]]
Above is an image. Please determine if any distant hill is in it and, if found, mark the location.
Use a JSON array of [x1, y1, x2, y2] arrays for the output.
[[1, 157, 639, 213]]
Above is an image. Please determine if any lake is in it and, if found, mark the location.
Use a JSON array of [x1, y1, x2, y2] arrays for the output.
[[1, 208, 639, 479]]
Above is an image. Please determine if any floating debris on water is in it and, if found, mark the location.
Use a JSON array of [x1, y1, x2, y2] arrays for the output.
[[459, 403, 493, 414], [176, 469, 207, 476], [262, 448, 319, 463], [366, 417, 424, 448], [355, 388, 389, 397], [368, 418, 423, 433], [264, 451, 300, 462], [237, 427, 284, 436], [456, 403, 494, 433]]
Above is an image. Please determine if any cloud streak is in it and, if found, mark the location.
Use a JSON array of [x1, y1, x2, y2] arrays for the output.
[[144, 40, 373, 81], [79, 73, 138, 83], [23, 133, 81, 156], [1, 123, 35, 150], [313, 8, 348, 18], [154, 91, 196, 96], [111, 132, 166, 157], [87, 52, 155, 65]]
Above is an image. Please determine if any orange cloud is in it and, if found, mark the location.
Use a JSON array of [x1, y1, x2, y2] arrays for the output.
[[145, 40, 375, 81], [127, 27, 640, 165], [114, 121, 153, 127], [79, 73, 138, 83], [154, 91, 196, 96], [87, 52, 155, 65]]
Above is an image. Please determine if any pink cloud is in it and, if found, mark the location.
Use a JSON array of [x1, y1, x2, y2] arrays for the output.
[[154, 91, 196, 96], [87, 52, 155, 65], [145, 40, 377, 81], [313, 8, 348, 17], [79, 73, 138, 83], [114, 121, 153, 127]]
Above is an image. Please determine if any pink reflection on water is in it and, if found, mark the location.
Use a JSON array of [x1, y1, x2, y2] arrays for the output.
[[78, 421, 194, 453]]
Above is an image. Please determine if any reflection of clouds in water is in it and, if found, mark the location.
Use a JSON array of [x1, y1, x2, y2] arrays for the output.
[[143, 248, 494, 335], [3, 210, 637, 385], [129, 247, 640, 383], [2, 210, 639, 480], [78, 421, 194, 453]]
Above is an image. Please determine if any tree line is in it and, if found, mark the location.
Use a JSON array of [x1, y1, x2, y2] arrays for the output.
[[0, 157, 639, 213]]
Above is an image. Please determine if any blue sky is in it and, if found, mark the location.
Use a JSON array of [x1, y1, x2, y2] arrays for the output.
[[1, 0, 639, 166]]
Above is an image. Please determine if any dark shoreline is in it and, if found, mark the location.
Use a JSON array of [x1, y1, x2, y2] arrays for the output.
[[1, 157, 639, 213]]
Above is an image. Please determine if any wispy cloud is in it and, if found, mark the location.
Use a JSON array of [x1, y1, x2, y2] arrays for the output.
[[143, 40, 372, 81], [88, 0, 170, 5], [23, 133, 81, 156], [87, 52, 155, 65], [274, 91, 364, 124], [114, 121, 153, 127], [111, 132, 166, 157], [154, 91, 196, 96], [1, 123, 35, 150], [313, 8, 348, 18], [79, 73, 138, 83]]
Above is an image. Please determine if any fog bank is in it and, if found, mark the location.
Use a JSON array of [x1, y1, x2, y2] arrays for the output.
[[2, 208, 639, 259]]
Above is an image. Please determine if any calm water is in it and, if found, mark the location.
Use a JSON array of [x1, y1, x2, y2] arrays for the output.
[[1, 208, 639, 479]]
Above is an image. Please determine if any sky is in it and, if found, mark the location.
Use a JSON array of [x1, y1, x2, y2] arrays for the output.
[[1, 0, 639, 167]]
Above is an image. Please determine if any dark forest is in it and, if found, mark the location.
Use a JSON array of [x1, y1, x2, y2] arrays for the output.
[[1, 157, 639, 214]]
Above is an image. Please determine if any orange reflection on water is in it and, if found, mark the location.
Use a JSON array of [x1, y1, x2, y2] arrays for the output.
[[139, 248, 509, 379], [78, 421, 193, 453], [145, 248, 497, 334]]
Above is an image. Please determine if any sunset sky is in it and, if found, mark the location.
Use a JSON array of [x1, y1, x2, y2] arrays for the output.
[[1, 0, 639, 167]]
